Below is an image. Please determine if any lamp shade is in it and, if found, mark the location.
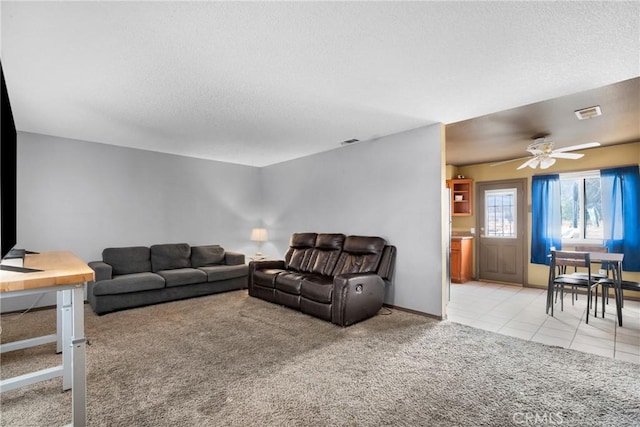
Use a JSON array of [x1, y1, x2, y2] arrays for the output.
[[250, 228, 268, 242]]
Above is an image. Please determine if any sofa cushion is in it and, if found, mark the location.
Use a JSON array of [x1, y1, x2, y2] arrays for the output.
[[103, 246, 151, 275], [308, 233, 345, 275], [157, 268, 207, 287], [199, 264, 248, 282], [253, 269, 283, 288], [290, 232, 318, 248], [275, 272, 306, 295], [92, 272, 165, 296], [191, 245, 225, 267], [315, 233, 346, 250], [344, 236, 386, 254], [333, 236, 386, 276], [151, 243, 191, 272], [284, 233, 317, 272], [300, 275, 334, 303]]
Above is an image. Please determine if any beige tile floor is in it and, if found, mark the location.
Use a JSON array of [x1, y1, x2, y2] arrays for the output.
[[447, 281, 640, 364]]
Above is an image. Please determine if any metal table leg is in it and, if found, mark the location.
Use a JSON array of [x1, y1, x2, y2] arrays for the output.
[[615, 263, 623, 327], [71, 285, 87, 426]]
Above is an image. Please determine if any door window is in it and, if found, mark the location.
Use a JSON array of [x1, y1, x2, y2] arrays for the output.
[[485, 188, 517, 238]]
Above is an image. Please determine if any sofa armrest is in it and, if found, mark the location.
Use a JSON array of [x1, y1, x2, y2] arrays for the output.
[[249, 259, 285, 270], [331, 273, 386, 327], [248, 259, 285, 278], [224, 251, 245, 266], [88, 261, 112, 282], [248, 260, 285, 292], [377, 245, 396, 284]]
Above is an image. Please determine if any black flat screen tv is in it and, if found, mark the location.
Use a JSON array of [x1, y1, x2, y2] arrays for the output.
[[1, 61, 18, 260]]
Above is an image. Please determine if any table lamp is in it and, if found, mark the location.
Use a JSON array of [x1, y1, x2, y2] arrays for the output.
[[250, 228, 268, 257]]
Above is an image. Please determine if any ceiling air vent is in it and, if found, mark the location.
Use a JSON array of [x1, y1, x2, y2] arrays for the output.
[[574, 105, 602, 120]]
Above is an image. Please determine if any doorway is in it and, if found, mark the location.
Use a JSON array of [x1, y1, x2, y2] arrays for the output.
[[476, 179, 527, 285]]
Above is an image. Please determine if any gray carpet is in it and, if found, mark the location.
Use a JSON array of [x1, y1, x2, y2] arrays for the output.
[[1, 290, 638, 426]]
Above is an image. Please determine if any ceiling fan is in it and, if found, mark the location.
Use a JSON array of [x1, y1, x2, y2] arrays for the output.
[[490, 137, 601, 170]]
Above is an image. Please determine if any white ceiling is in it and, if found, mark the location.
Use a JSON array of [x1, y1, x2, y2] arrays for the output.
[[1, 2, 638, 167]]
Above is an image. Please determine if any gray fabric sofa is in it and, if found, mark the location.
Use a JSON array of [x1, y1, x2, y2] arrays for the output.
[[88, 243, 247, 315]]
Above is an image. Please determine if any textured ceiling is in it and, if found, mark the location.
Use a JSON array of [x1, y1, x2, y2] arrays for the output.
[[1, 2, 639, 167]]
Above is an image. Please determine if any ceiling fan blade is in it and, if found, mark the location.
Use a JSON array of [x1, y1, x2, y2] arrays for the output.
[[517, 157, 540, 170], [552, 142, 601, 153], [550, 152, 584, 159], [489, 156, 531, 167]]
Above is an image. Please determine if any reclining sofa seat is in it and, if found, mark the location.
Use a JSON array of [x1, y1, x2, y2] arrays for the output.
[[249, 232, 316, 302], [249, 233, 396, 326], [276, 233, 345, 314]]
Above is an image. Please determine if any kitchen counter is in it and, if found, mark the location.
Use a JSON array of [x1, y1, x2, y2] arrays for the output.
[[451, 231, 474, 239]]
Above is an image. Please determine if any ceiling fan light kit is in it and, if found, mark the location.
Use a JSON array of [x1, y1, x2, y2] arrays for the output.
[[539, 157, 557, 169], [492, 137, 601, 170]]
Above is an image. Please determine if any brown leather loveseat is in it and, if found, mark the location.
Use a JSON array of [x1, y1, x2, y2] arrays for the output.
[[248, 233, 396, 326]]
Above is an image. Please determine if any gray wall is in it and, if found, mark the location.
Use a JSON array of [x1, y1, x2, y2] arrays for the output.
[[261, 124, 445, 316], [16, 132, 262, 261], [6, 126, 445, 317], [3, 132, 261, 312]]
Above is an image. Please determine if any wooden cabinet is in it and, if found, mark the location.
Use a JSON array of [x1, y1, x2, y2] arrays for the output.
[[451, 237, 473, 283], [446, 178, 473, 216]]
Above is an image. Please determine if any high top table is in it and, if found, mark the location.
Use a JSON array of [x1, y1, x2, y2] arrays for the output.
[[589, 252, 624, 327], [546, 251, 624, 327], [0, 251, 94, 426]]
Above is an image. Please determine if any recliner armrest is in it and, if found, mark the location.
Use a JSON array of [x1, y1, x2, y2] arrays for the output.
[[248, 260, 286, 292], [377, 245, 396, 284], [249, 259, 285, 270], [331, 273, 386, 327], [224, 251, 245, 266], [89, 261, 112, 282]]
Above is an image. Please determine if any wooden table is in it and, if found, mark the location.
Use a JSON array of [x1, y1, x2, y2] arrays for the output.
[[0, 251, 94, 426]]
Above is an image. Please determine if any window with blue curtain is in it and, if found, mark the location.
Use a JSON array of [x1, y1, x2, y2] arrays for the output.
[[601, 165, 640, 271], [531, 174, 562, 265]]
